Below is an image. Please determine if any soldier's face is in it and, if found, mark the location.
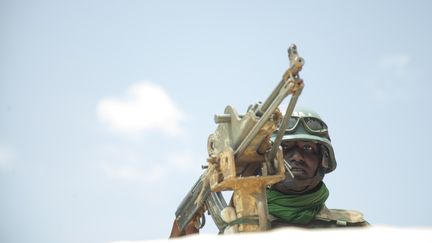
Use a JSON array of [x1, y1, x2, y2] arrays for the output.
[[282, 141, 321, 179]]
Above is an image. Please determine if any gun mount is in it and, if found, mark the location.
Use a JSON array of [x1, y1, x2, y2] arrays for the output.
[[173, 44, 305, 235]]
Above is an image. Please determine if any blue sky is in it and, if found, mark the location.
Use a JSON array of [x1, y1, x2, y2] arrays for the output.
[[1, 1, 431, 243]]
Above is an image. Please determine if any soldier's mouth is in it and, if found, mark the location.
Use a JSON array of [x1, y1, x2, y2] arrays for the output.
[[291, 167, 306, 174]]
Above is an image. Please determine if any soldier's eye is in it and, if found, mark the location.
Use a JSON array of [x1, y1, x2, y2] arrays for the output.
[[302, 144, 314, 153], [281, 143, 294, 152]]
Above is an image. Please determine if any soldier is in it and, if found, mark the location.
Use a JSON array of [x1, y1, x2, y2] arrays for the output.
[[170, 107, 368, 237], [267, 107, 368, 228]]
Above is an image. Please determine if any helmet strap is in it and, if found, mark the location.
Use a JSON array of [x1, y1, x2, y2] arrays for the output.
[[272, 167, 325, 195], [321, 145, 330, 170]]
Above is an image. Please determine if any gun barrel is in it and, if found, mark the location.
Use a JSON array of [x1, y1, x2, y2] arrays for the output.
[[256, 79, 286, 117], [235, 80, 296, 158], [268, 83, 303, 162], [257, 45, 304, 117]]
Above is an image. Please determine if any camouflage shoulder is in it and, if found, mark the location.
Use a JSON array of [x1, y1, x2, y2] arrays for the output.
[[315, 205, 368, 226]]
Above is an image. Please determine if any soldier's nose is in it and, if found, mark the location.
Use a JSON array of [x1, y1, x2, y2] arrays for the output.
[[288, 148, 304, 161]]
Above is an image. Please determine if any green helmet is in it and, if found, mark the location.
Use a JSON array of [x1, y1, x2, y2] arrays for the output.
[[276, 107, 337, 173]]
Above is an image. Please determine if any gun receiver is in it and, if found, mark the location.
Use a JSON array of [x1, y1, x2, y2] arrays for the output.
[[173, 44, 305, 235]]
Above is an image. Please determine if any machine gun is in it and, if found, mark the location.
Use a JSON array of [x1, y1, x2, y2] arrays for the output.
[[170, 44, 305, 236]]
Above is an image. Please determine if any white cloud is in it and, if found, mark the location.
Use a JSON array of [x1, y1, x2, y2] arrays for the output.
[[97, 143, 203, 185], [98, 147, 203, 186], [0, 145, 14, 171], [102, 163, 167, 184], [98, 81, 185, 137], [378, 53, 411, 78], [167, 150, 202, 173], [97, 145, 168, 184], [368, 53, 422, 103]]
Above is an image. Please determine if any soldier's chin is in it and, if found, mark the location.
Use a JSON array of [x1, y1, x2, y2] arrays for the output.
[[293, 175, 309, 180], [291, 169, 307, 178]]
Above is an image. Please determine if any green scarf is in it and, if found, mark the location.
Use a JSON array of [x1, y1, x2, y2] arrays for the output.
[[266, 183, 329, 225]]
